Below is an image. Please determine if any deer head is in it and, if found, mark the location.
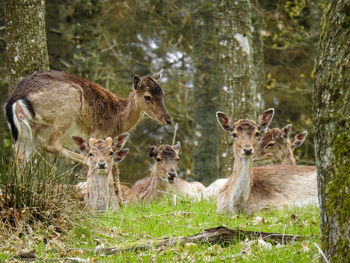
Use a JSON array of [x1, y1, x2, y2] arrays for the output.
[[216, 109, 275, 159], [72, 134, 129, 173], [133, 71, 172, 126], [254, 125, 308, 162], [148, 142, 180, 183]]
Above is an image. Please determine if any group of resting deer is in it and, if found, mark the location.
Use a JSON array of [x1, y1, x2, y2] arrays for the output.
[[5, 70, 317, 214]]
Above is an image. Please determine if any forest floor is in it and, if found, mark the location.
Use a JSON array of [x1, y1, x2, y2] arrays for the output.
[[0, 196, 320, 262]]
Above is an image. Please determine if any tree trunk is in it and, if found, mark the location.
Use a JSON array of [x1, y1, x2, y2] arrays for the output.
[[4, 0, 49, 90], [191, 1, 219, 185], [314, 1, 350, 261], [216, 0, 264, 177]]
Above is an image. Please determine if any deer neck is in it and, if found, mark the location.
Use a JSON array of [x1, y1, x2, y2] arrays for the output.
[[141, 164, 168, 201], [227, 154, 253, 212], [86, 168, 109, 212], [279, 145, 296, 165], [119, 91, 142, 133]]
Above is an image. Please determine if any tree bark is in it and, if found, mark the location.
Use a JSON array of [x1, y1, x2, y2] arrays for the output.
[[4, 0, 49, 90], [216, 0, 264, 177], [191, 0, 219, 185], [314, 1, 350, 261]]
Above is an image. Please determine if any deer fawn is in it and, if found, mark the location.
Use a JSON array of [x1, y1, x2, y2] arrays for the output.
[[5, 70, 172, 163], [216, 109, 317, 214], [127, 143, 180, 203], [167, 178, 205, 200], [203, 124, 308, 199], [254, 124, 308, 165], [72, 135, 129, 212]]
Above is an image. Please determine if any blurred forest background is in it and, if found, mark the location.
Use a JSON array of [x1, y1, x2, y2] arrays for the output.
[[0, 0, 324, 185]]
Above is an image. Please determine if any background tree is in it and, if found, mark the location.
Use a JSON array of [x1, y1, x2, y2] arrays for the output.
[[216, 0, 264, 177], [191, 0, 219, 185], [314, 0, 350, 261], [3, 0, 49, 89]]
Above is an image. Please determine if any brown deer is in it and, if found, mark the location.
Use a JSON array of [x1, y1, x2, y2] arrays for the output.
[[167, 178, 205, 200], [5, 70, 172, 163], [203, 124, 308, 199], [127, 143, 180, 203], [72, 135, 129, 212], [216, 109, 317, 214], [254, 124, 308, 165]]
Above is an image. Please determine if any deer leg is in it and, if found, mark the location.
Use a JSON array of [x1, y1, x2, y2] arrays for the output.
[[112, 164, 124, 205], [44, 129, 87, 165]]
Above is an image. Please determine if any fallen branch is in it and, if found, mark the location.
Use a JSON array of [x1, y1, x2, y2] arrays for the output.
[[95, 226, 307, 255]]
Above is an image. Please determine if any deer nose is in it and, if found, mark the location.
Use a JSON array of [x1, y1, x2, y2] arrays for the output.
[[164, 115, 172, 125], [168, 172, 177, 178], [243, 148, 253, 155], [98, 162, 107, 169]]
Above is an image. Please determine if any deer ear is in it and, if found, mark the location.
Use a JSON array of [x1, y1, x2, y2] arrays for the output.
[[292, 131, 308, 150], [281, 124, 292, 141], [114, 148, 129, 163], [216, 111, 233, 132], [114, 133, 129, 151], [133, 75, 141, 90], [257, 108, 274, 131], [148, 146, 158, 158], [72, 136, 88, 153], [173, 141, 181, 152], [152, 70, 163, 81]]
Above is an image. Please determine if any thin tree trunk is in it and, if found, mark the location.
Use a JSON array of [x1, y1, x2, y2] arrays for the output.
[[191, 0, 219, 185], [216, 0, 264, 178], [314, 1, 350, 261], [4, 0, 49, 90]]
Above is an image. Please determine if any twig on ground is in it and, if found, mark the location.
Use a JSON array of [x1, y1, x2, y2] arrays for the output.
[[94, 226, 308, 255]]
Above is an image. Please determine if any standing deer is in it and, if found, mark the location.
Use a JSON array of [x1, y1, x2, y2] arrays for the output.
[[216, 109, 317, 214], [127, 143, 180, 203], [203, 124, 308, 199], [5, 70, 172, 163], [254, 124, 308, 165], [72, 135, 129, 212]]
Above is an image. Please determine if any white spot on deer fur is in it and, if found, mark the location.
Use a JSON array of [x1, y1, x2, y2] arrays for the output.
[[234, 33, 250, 54]]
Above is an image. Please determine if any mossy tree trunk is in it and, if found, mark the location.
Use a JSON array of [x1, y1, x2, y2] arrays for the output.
[[191, 0, 219, 185], [314, 1, 350, 261], [4, 0, 49, 90], [216, 0, 264, 177]]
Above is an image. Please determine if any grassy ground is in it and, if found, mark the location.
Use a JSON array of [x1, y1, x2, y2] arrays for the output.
[[0, 195, 320, 262]]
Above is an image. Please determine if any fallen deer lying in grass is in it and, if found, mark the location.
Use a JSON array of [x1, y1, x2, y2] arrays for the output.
[[127, 143, 180, 203], [72, 135, 129, 212], [216, 109, 317, 214], [203, 124, 308, 200]]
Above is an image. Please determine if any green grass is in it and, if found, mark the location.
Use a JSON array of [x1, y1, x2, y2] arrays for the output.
[[0, 195, 321, 262]]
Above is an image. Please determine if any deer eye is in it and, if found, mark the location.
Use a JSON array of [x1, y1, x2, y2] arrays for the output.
[[255, 132, 261, 137], [156, 158, 161, 162], [232, 133, 237, 138], [267, 143, 275, 148], [176, 158, 179, 162], [89, 153, 94, 157], [109, 151, 114, 156], [144, 95, 151, 101]]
